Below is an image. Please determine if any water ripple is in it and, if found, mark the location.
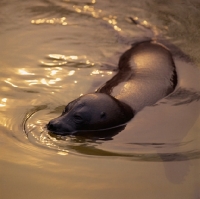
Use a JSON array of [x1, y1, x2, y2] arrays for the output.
[[22, 107, 200, 161], [40, 54, 96, 68]]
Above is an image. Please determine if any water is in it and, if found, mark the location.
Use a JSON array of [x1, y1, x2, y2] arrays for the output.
[[0, 0, 200, 198]]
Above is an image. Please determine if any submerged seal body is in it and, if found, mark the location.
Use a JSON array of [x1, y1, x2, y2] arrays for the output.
[[47, 41, 177, 136]]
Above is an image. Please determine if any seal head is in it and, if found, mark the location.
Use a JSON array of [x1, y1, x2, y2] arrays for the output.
[[47, 93, 134, 135]]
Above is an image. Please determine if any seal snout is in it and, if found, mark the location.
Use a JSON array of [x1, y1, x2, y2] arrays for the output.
[[47, 120, 55, 131], [46, 119, 72, 135]]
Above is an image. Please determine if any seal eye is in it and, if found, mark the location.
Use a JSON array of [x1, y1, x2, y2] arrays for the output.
[[73, 114, 84, 124]]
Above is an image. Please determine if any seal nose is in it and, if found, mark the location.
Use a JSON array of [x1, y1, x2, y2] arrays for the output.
[[47, 118, 73, 135], [47, 120, 57, 131]]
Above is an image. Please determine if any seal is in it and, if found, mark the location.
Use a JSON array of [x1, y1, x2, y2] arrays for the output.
[[47, 40, 177, 136]]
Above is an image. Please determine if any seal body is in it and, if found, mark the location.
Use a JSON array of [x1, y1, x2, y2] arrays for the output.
[[47, 41, 177, 135], [97, 41, 177, 112]]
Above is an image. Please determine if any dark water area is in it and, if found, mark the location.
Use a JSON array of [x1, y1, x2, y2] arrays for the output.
[[0, 0, 200, 198]]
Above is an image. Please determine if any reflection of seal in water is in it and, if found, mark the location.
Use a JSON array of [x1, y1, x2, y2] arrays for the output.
[[47, 41, 177, 136]]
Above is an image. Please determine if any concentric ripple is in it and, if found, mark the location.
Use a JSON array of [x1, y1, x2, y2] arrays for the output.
[[22, 100, 200, 161]]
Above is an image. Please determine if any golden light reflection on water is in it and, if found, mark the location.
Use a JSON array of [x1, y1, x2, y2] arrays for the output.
[[102, 15, 121, 32], [31, 17, 67, 25], [25, 80, 38, 85], [40, 61, 67, 66], [72, 4, 102, 18], [57, 151, 69, 156], [25, 78, 62, 86], [4, 79, 18, 88], [14, 64, 77, 88], [40, 78, 62, 86], [45, 67, 63, 72], [71, 3, 121, 32], [18, 69, 35, 75], [132, 16, 152, 31], [48, 54, 78, 60], [41, 54, 95, 67], [49, 70, 58, 76], [73, 6, 82, 13], [41, 78, 49, 86], [68, 70, 75, 76], [91, 70, 113, 75], [2, 98, 7, 103], [0, 98, 7, 107]]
